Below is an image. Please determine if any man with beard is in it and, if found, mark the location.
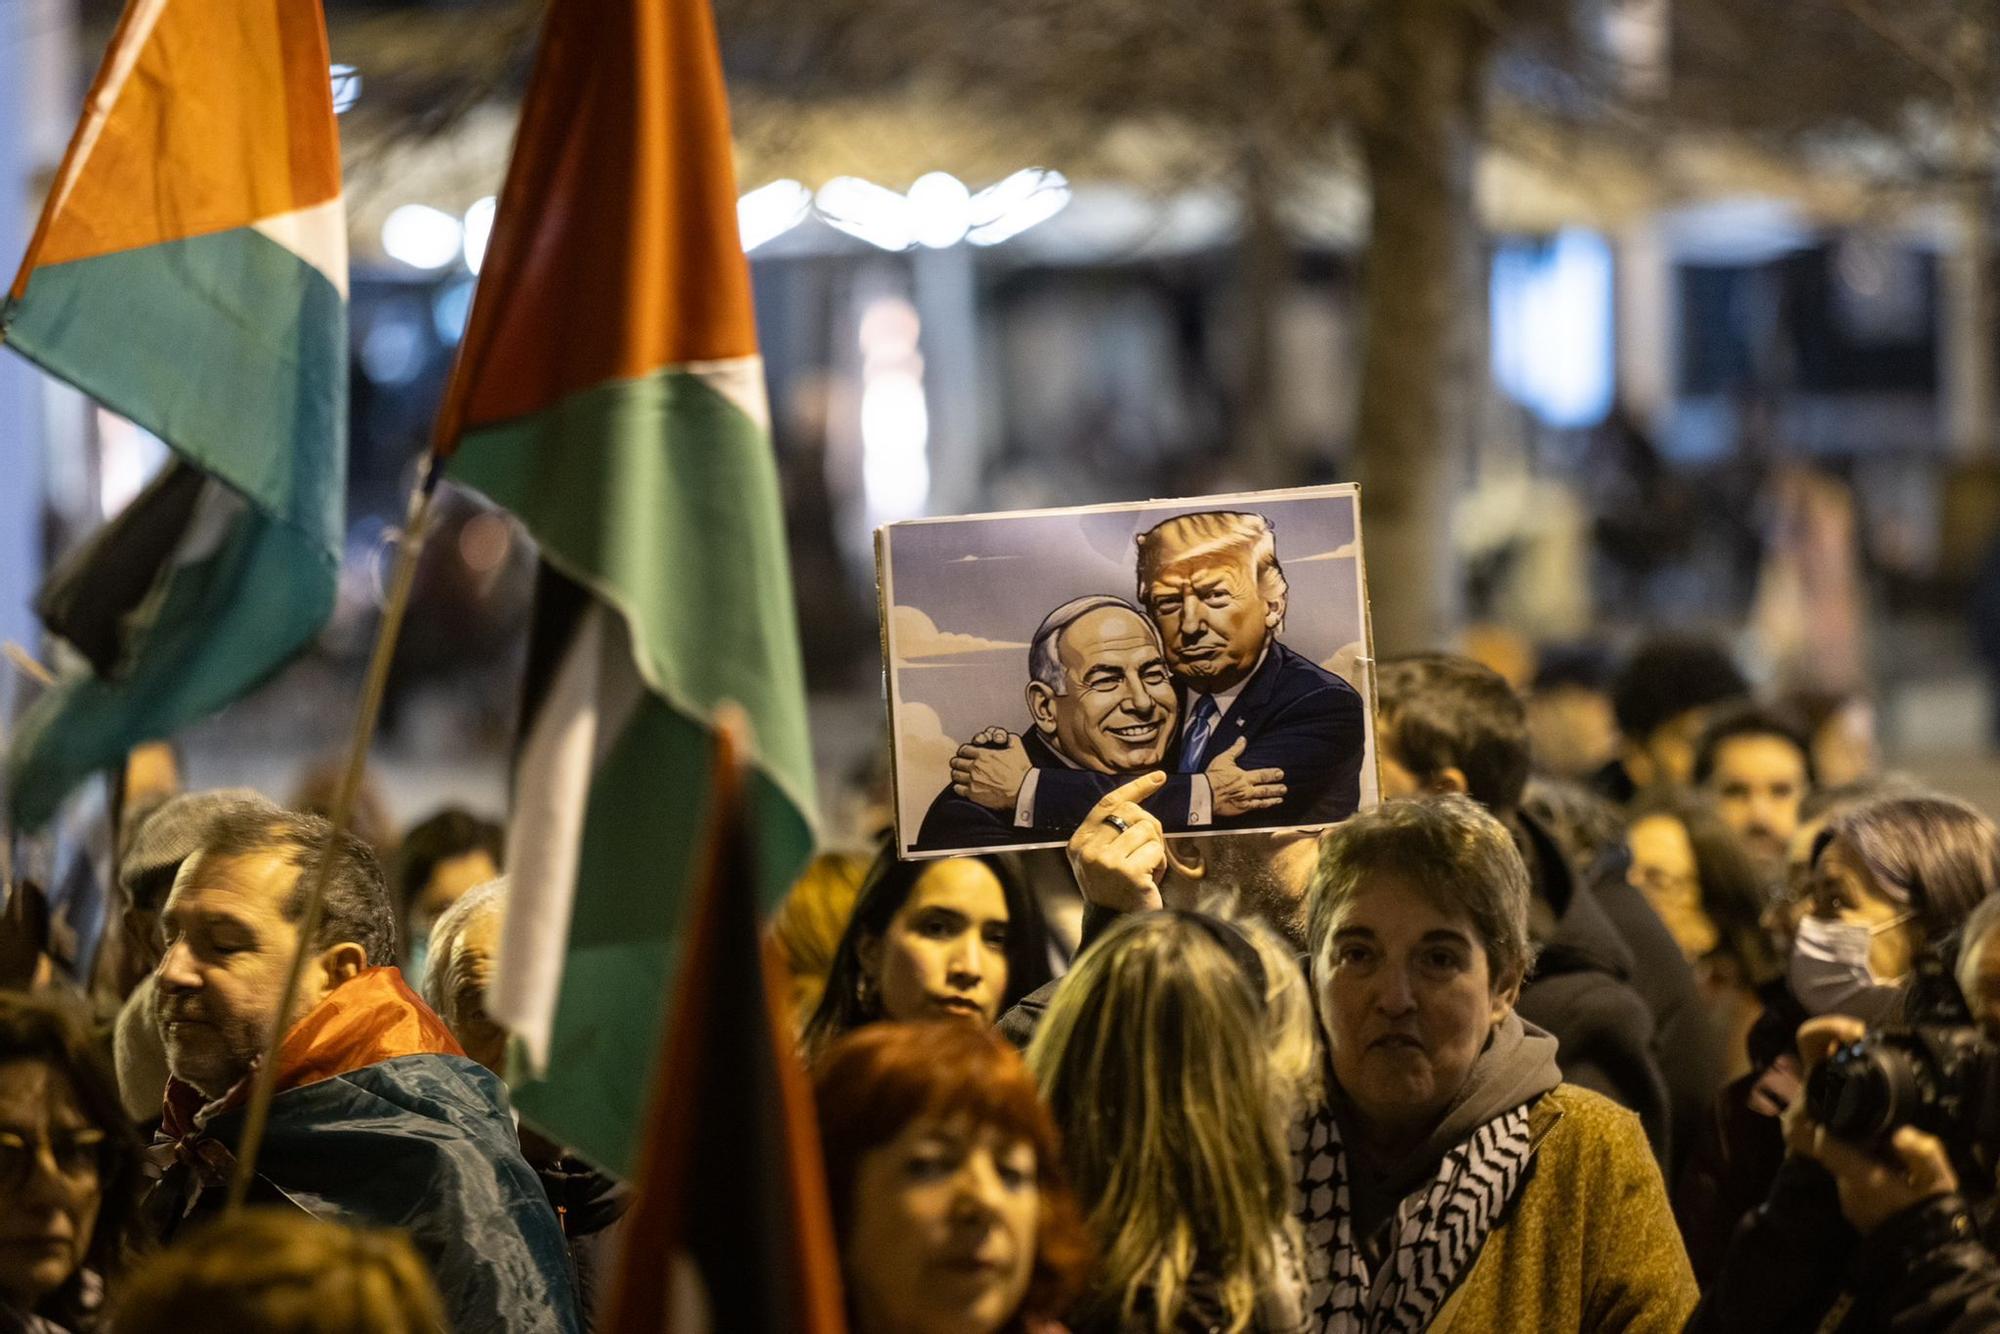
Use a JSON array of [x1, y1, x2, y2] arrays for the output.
[[949, 511, 1365, 837], [1695, 704, 1815, 876], [146, 803, 577, 1333]]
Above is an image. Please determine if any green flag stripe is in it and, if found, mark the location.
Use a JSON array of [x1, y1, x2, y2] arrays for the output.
[[5, 495, 335, 830], [2, 226, 346, 556], [449, 365, 818, 1176], [508, 692, 813, 1174], [446, 365, 816, 832]]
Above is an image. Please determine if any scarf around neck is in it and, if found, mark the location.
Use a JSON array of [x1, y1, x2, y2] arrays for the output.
[[1291, 1012, 1556, 1333]]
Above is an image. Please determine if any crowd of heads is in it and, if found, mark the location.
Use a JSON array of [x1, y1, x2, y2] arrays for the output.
[[15, 627, 2000, 1333]]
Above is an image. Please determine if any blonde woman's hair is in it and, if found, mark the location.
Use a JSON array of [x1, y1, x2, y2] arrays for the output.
[[109, 1209, 446, 1334], [769, 851, 870, 1029], [1028, 912, 1295, 1334], [1200, 897, 1322, 1116]]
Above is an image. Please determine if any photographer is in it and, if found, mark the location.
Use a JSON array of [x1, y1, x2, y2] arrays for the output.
[[1693, 807, 2000, 1333]]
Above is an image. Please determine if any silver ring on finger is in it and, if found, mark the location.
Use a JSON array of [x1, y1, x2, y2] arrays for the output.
[[1103, 814, 1130, 834]]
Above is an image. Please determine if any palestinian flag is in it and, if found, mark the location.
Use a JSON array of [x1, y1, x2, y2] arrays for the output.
[[434, 0, 817, 1175], [2, 0, 347, 830], [605, 716, 844, 1332]]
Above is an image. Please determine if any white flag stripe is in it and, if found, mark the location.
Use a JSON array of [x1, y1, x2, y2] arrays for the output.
[[251, 195, 351, 298], [486, 600, 645, 1073], [681, 355, 770, 433], [179, 477, 249, 566]]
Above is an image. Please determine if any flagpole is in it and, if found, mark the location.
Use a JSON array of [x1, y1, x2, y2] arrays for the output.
[[225, 454, 442, 1212]]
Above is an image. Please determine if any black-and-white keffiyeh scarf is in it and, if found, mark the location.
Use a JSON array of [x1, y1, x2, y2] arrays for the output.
[[1291, 1093, 1534, 1334]]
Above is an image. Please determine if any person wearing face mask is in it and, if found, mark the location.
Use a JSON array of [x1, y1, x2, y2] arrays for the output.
[[1676, 782, 1938, 1282], [1296, 796, 1695, 1332], [1786, 794, 2000, 1026], [813, 1021, 1091, 1334], [802, 847, 1051, 1058], [1690, 799, 2000, 1333]]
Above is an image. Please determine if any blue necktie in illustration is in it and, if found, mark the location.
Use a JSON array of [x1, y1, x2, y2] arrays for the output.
[[1179, 693, 1222, 773]]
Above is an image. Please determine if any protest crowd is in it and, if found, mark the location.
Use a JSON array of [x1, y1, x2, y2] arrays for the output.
[[10, 630, 2000, 1334], [9, 0, 2000, 1327]]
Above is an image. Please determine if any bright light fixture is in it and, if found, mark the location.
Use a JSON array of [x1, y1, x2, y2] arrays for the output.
[[738, 180, 813, 252], [907, 172, 972, 248], [462, 196, 497, 275], [1490, 229, 1613, 429], [330, 64, 361, 114], [858, 296, 930, 524], [380, 204, 462, 271], [816, 177, 916, 252], [802, 170, 1072, 252], [968, 169, 1071, 246]]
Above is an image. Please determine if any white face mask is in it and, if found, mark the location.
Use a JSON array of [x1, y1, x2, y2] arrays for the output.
[[1788, 911, 1912, 1017]]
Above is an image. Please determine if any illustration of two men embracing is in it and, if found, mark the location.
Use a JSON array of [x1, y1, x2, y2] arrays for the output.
[[915, 510, 1366, 852]]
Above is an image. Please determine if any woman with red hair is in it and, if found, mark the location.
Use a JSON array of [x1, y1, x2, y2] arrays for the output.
[[813, 1021, 1090, 1334]]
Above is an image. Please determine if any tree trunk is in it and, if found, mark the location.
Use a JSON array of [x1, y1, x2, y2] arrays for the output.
[[1352, 3, 1491, 654], [1236, 151, 1289, 484], [1945, 10, 1995, 460]]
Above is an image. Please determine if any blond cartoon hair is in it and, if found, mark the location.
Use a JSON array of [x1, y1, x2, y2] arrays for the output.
[[1134, 511, 1288, 627]]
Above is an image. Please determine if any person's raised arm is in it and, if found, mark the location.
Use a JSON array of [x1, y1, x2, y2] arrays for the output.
[[1064, 771, 1170, 916]]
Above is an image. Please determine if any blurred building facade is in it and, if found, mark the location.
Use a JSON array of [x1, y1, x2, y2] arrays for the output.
[[7, 0, 2000, 824]]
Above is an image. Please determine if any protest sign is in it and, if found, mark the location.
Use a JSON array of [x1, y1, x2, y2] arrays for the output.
[[878, 484, 1377, 858]]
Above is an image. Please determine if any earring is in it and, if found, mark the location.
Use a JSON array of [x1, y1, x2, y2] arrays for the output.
[[855, 972, 879, 1015]]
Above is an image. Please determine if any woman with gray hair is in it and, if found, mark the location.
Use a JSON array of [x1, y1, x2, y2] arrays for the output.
[[1296, 795, 1694, 1332], [420, 877, 510, 1073]]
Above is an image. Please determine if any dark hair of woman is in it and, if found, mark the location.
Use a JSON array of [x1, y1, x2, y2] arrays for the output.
[[0, 990, 147, 1319], [1627, 788, 1781, 982], [800, 843, 1051, 1055]]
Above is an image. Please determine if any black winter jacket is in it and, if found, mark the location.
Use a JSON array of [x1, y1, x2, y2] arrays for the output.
[[1574, 834, 1726, 1181], [1509, 812, 1673, 1163], [1692, 1155, 2000, 1333]]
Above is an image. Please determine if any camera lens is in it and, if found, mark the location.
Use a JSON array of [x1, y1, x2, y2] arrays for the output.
[[1812, 1044, 1920, 1142]]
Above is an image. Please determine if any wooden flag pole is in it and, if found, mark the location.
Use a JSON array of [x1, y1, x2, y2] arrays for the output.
[[225, 457, 442, 1212]]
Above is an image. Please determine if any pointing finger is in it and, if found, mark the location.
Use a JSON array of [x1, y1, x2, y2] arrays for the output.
[[1088, 770, 1168, 820]]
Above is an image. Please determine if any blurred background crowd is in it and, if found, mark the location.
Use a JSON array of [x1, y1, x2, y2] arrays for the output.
[[14, 0, 2000, 845]]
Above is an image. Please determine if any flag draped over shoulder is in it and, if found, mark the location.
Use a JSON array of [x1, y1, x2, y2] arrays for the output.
[[1, 0, 347, 830], [605, 718, 844, 1333], [434, 0, 817, 1175]]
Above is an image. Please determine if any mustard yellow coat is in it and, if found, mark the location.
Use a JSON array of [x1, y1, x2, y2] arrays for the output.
[[1431, 1084, 1698, 1333]]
